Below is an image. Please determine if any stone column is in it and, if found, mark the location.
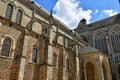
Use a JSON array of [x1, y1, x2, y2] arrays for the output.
[[46, 45, 53, 80], [18, 30, 29, 80], [63, 48, 66, 80], [46, 28, 53, 80], [76, 45, 80, 80], [98, 62, 104, 80]]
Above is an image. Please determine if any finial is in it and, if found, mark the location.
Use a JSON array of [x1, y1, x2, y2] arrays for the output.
[[80, 18, 86, 25], [50, 10, 53, 18]]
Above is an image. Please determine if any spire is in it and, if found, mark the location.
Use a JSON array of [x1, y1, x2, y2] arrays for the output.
[[50, 10, 53, 18], [80, 18, 86, 25], [29, 0, 34, 4], [49, 10, 53, 25]]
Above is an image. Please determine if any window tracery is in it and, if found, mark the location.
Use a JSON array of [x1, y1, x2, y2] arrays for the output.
[[110, 26, 120, 53], [94, 31, 108, 53]]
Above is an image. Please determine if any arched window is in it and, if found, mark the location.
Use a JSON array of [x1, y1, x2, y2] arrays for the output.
[[110, 26, 120, 53], [66, 59, 70, 70], [1, 38, 11, 57], [94, 31, 108, 54], [16, 9, 22, 24], [53, 54, 56, 67], [32, 48, 37, 63], [5, 4, 13, 19]]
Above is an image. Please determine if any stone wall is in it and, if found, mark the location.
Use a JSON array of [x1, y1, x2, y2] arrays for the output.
[[0, 57, 12, 80], [0, 0, 85, 80], [23, 35, 48, 80]]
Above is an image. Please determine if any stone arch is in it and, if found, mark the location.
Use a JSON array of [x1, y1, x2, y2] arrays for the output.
[[32, 22, 42, 34], [1, 35, 15, 49], [16, 7, 25, 15], [102, 59, 111, 80], [85, 61, 95, 80], [6, 2, 16, 8], [1, 35, 15, 57], [93, 30, 106, 40], [5, 2, 16, 13]]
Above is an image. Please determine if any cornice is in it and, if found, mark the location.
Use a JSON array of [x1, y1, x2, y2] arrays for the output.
[[17, 0, 75, 37], [17, 0, 50, 21]]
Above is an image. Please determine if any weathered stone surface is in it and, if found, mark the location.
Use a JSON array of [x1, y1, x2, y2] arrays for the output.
[[0, 0, 112, 80]]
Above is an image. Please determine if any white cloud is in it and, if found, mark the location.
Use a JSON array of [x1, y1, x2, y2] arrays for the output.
[[53, 0, 92, 29], [103, 9, 118, 17], [94, 10, 98, 14]]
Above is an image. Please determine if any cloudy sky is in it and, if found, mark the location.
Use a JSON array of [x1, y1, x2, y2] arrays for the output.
[[34, 0, 120, 29]]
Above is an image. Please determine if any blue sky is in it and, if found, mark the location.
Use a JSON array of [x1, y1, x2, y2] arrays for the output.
[[34, 0, 120, 29]]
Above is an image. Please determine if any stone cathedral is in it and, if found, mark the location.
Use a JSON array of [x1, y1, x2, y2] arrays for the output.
[[0, 0, 117, 80]]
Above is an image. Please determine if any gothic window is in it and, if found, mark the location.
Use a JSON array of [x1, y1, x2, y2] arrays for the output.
[[110, 26, 120, 53], [5, 4, 13, 19], [111, 35, 120, 53], [1, 38, 11, 57], [66, 59, 70, 70], [53, 54, 56, 67], [16, 9, 22, 24], [94, 31, 108, 54], [32, 48, 37, 63]]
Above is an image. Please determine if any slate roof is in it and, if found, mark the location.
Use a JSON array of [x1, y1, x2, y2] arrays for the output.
[[78, 46, 99, 54], [87, 14, 120, 30]]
